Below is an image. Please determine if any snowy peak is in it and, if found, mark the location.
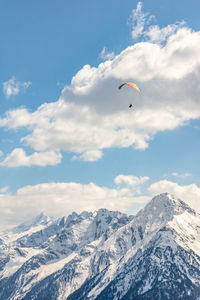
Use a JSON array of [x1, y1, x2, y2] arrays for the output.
[[8, 212, 54, 236], [0, 213, 56, 246], [60, 211, 93, 228], [105, 192, 198, 260], [0, 193, 200, 300], [142, 192, 195, 218], [32, 212, 53, 226], [134, 193, 196, 234], [8, 208, 132, 255], [150, 193, 195, 214]]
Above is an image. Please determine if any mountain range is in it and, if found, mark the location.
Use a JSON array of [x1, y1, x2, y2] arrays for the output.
[[0, 192, 200, 299]]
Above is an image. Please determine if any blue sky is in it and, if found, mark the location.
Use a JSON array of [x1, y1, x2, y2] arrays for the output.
[[1, 0, 200, 228]]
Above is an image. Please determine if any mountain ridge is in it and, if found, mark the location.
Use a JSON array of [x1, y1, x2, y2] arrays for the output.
[[0, 192, 200, 299]]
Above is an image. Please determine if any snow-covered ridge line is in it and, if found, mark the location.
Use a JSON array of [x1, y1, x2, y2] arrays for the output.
[[0, 193, 200, 300]]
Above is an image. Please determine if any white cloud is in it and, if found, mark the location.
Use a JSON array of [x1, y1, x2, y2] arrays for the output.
[[0, 186, 9, 193], [73, 150, 103, 161], [145, 22, 185, 44], [2, 76, 32, 98], [0, 148, 62, 167], [1, 174, 200, 229], [99, 47, 115, 61], [129, 2, 185, 44], [114, 174, 149, 194], [0, 27, 200, 164], [148, 180, 200, 212], [0, 178, 149, 229], [128, 2, 153, 39], [171, 172, 192, 178]]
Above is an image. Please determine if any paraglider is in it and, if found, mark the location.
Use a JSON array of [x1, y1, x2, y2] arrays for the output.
[[118, 82, 141, 108], [118, 82, 141, 93]]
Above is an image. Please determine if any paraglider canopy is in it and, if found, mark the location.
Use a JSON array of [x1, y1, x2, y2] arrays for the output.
[[118, 82, 141, 108], [118, 82, 141, 94]]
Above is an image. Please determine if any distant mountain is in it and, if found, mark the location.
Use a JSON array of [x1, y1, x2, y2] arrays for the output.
[[0, 193, 200, 299]]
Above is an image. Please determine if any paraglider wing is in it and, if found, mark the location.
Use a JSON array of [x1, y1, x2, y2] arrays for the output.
[[118, 82, 128, 90], [118, 82, 141, 94]]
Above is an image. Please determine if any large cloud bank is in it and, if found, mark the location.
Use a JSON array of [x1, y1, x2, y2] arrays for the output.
[[0, 175, 150, 229], [1, 26, 200, 166], [1, 176, 200, 230]]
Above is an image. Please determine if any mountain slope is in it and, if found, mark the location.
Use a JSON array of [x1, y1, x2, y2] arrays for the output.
[[0, 193, 200, 299], [68, 193, 200, 300], [0, 209, 132, 299]]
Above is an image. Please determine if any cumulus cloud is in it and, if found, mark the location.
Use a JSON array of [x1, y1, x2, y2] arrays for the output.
[[1, 174, 200, 229], [0, 148, 62, 167], [148, 180, 200, 212], [0, 178, 150, 229], [145, 22, 185, 44], [0, 27, 200, 165], [0, 108, 34, 129], [114, 174, 149, 194], [99, 47, 115, 61], [2, 77, 31, 98]]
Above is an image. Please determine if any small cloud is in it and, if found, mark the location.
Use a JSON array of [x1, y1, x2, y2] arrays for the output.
[[57, 81, 65, 89], [0, 150, 3, 158], [99, 47, 115, 61], [0, 186, 9, 193], [73, 150, 102, 162], [0, 148, 62, 167], [128, 2, 185, 44], [171, 172, 192, 179], [2, 76, 32, 98], [114, 174, 149, 194], [128, 2, 154, 39]]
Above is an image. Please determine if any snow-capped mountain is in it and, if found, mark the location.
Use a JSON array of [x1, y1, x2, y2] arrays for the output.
[[0, 193, 200, 299]]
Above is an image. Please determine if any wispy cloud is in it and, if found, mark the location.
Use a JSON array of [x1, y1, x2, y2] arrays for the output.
[[171, 172, 192, 179], [2, 76, 32, 98], [129, 2, 185, 44], [99, 47, 115, 61], [128, 1, 154, 39]]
